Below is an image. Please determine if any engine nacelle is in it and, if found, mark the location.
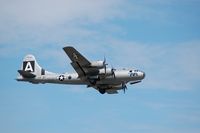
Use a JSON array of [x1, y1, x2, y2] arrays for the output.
[[99, 68, 113, 76], [111, 84, 123, 90], [90, 61, 105, 68]]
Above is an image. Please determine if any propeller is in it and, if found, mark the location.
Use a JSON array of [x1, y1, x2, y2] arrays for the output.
[[103, 56, 106, 64], [111, 66, 116, 78], [122, 82, 127, 93], [103, 56, 108, 75], [102, 56, 115, 78]]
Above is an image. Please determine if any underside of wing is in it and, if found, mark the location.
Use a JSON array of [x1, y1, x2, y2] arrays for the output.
[[106, 89, 118, 94], [63, 46, 92, 77], [93, 84, 121, 94], [63, 46, 90, 66]]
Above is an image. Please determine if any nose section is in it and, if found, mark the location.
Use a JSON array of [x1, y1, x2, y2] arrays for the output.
[[142, 72, 145, 79]]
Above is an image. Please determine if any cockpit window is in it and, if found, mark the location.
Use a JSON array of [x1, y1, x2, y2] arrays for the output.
[[129, 70, 132, 73]]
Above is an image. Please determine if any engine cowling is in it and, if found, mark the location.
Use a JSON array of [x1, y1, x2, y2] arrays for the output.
[[98, 68, 113, 76], [90, 61, 105, 68], [111, 84, 123, 90]]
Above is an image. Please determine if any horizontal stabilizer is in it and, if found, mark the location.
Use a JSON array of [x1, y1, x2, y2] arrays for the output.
[[18, 70, 36, 78]]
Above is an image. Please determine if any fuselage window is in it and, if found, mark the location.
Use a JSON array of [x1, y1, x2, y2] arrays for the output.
[[68, 75, 72, 80]]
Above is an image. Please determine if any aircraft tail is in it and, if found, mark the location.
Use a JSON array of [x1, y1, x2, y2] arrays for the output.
[[17, 54, 46, 79]]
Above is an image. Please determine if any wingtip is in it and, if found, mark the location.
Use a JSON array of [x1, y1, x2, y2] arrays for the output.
[[63, 46, 74, 50]]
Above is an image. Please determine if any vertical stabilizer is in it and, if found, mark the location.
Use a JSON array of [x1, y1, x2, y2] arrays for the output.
[[18, 54, 45, 78]]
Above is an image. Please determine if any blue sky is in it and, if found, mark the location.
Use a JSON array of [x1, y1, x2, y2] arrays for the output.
[[0, 0, 200, 133]]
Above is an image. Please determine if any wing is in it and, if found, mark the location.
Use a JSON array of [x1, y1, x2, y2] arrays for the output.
[[63, 46, 118, 94], [63, 46, 90, 66], [63, 46, 98, 78]]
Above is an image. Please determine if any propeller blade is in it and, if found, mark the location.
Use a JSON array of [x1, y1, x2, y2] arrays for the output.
[[103, 56, 108, 65], [104, 66, 107, 76], [103, 56, 106, 64], [122, 82, 127, 94], [111, 67, 116, 78], [103, 56, 108, 76]]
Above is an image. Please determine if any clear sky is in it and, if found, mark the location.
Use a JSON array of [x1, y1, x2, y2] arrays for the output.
[[0, 0, 200, 133]]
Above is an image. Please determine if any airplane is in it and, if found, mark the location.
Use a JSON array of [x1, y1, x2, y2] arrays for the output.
[[16, 46, 145, 94]]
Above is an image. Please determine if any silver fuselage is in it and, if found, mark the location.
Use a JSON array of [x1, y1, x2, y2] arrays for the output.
[[17, 69, 145, 86]]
